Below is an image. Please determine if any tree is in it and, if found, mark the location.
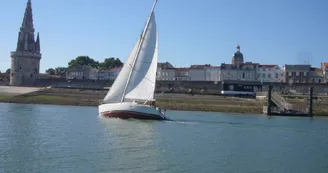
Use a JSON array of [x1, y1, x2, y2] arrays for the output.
[[6, 68, 11, 73], [68, 56, 99, 68], [46, 67, 67, 76], [99, 57, 123, 69], [54, 67, 67, 76], [46, 68, 55, 75]]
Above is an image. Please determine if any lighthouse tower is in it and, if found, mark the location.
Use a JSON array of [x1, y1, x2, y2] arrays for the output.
[[10, 0, 41, 86]]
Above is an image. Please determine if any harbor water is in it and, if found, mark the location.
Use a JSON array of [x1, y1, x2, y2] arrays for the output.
[[0, 103, 328, 173]]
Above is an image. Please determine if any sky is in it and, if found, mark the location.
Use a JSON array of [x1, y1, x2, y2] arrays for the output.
[[0, 0, 327, 73]]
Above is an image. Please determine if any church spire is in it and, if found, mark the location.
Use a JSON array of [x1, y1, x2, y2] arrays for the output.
[[21, 0, 34, 32]]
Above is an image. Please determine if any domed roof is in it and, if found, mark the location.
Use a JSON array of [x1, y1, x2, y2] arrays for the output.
[[233, 44, 243, 60]]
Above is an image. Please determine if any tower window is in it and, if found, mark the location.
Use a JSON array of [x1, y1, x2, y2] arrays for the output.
[[20, 66, 22, 70], [11, 73, 14, 77], [30, 74, 33, 78]]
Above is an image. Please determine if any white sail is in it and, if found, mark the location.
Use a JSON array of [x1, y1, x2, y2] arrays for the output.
[[102, 36, 141, 103], [102, 11, 157, 103], [125, 32, 158, 101]]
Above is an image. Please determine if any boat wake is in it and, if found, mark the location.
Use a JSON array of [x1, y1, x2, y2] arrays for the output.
[[164, 118, 244, 126]]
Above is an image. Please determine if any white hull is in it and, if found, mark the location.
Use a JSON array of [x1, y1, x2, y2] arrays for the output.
[[99, 102, 167, 120]]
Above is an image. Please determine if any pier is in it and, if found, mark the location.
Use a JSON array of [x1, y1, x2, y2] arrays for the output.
[[262, 85, 313, 117]]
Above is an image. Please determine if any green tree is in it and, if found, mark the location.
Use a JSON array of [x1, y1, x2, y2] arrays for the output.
[[99, 57, 123, 69], [45, 68, 56, 75], [6, 68, 11, 73], [54, 67, 67, 76], [68, 56, 99, 68]]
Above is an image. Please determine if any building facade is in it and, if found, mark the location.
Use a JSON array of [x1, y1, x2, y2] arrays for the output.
[[309, 68, 324, 83], [205, 66, 220, 82], [174, 68, 190, 81], [10, 0, 41, 86], [256, 65, 285, 83], [108, 67, 122, 80], [157, 62, 175, 81], [284, 65, 311, 84], [220, 63, 257, 81], [189, 64, 210, 81], [322, 62, 328, 83], [66, 66, 94, 80]]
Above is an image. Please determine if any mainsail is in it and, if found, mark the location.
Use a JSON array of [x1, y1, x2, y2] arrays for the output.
[[125, 32, 158, 101], [103, 2, 158, 104]]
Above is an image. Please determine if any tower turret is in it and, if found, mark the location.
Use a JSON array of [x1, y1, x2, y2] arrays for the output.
[[35, 32, 40, 53], [10, 0, 42, 86]]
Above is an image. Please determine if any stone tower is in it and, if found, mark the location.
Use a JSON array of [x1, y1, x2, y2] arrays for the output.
[[10, 0, 41, 86], [232, 44, 244, 65]]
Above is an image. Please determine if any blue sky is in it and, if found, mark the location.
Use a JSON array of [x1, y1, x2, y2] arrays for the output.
[[0, 0, 327, 73]]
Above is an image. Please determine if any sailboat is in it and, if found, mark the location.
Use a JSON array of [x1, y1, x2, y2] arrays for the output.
[[99, 0, 167, 120]]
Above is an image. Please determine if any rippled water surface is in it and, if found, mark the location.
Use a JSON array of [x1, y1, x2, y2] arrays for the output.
[[0, 103, 328, 173]]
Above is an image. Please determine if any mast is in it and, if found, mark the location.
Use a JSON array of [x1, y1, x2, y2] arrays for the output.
[[120, 0, 158, 102]]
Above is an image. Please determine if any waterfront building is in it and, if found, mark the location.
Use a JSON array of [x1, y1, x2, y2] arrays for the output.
[[189, 64, 210, 81], [157, 62, 175, 81], [205, 66, 220, 82], [322, 62, 328, 83], [256, 65, 285, 83], [309, 68, 324, 83], [66, 66, 96, 80], [108, 66, 122, 80], [220, 62, 257, 81], [284, 64, 311, 84], [174, 68, 190, 81], [10, 0, 41, 86]]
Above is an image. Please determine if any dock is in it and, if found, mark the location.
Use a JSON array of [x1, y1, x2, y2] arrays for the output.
[[261, 86, 313, 117]]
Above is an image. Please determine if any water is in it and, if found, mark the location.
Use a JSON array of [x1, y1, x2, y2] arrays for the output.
[[0, 103, 328, 173]]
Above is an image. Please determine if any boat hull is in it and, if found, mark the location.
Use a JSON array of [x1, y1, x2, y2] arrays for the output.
[[99, 102, 167, 120]]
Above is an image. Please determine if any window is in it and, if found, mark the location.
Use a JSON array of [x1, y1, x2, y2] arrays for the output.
[[268, 74, 271, 78], [296, 72, 300, 76], [319, 79, 321, 83], [269, 69, 271, 71], [263, 68, 266, 71], [257, 73, 261, 78], [11, 73, 13, 77], [262, 74, 265, 78], [276, 73, 278, 78], [242, 72, 245, 78], [304, 72, 307, 76], [288, 72, 292, 76]]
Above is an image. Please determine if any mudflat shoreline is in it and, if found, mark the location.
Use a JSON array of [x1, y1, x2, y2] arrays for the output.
[[0, 87, 328, 116]]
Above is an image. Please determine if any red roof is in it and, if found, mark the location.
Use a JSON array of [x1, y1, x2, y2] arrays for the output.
[[109, 67, 122, 72], [258, 64, 277, 68], [190, 64, 211, 69], [322, 62, 328, 67], [311, 67, 322, 72], [39, 74, 62, 78], [175, 68, 189, 72]]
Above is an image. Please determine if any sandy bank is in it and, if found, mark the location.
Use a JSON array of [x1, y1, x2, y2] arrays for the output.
[[0, 88, 327, 116]]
